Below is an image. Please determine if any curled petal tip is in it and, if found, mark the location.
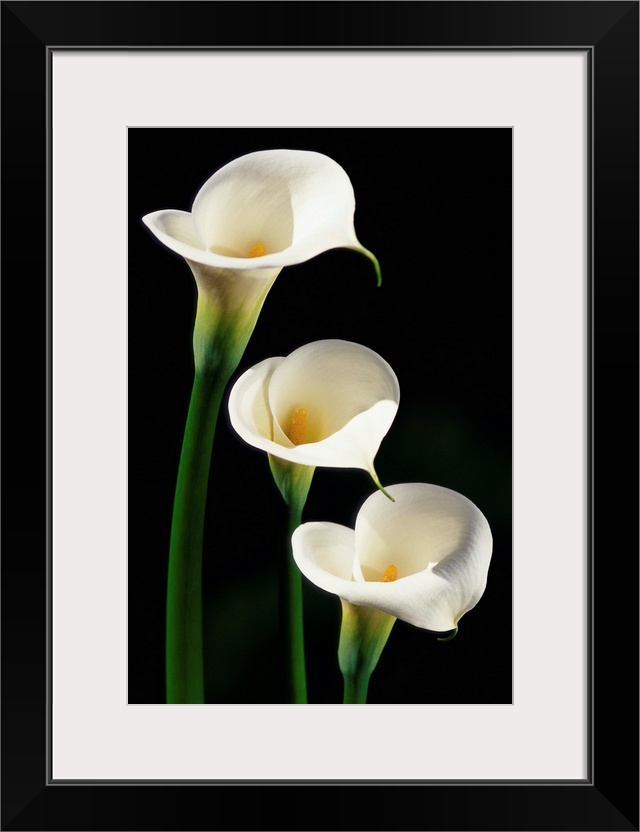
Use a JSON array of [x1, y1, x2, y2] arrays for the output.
[[370, 469, 395, 502], [367, 250, 382, 287], [351, 245, 381, 286], [437, 627, 459, 642]]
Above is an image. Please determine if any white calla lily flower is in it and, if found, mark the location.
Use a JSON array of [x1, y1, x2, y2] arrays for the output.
[[142, 149, 380, 372], [227, 339, 400, 492], [292, 483, 492, 702], [292, 482, 493, 633], [143, 148, 380, 274]]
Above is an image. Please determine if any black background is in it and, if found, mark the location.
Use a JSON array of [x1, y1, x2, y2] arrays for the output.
[[128, 127, 513, 705]]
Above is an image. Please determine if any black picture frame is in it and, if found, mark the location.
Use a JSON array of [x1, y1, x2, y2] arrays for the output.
[[2, 2, 638, 830]]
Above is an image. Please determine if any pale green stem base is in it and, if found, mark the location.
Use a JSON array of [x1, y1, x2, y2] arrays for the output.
[[339, 600, 396, 705], [164, 267, 280, 704]]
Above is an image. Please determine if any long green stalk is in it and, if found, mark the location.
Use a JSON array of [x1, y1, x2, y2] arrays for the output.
[[283, 494, 307, 703], [165, 369, 226, 704], [164, 271, 278, 704], [270, 457, 314, 704]]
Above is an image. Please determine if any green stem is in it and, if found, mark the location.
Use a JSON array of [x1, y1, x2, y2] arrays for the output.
[[163, 264, 280, 704], [166, 368, 226, 704], [284, 495, 307, 704], [269, 457, 314, 704], [343, 672, 371, 704]]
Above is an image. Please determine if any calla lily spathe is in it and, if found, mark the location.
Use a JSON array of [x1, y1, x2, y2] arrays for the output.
[[142, 149, 380, 372], [143, 148, 380, 274], [291, 482, 493, 633], [227, 339, 400, 483]]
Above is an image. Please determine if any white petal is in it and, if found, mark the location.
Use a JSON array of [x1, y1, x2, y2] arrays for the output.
[[291, 522, 357, 593], [292, 483, 493, 633], [268, 340, 398, 440], [354, 484, 478, 576], [267, 340, 398, 469], [227, 357, 284, 452], [192, 150, 297, 256], [227, 340, 399, 470], [351, 484, 493, 631], [144, 150, 374, 271], [142, 209, 208, 260]]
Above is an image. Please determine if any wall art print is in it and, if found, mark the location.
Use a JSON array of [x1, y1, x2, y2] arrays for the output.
[[128, 127, 512, 706]]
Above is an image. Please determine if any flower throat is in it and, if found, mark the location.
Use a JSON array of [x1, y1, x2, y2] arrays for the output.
[[247, 242, 266, 258], [287, 408, 307, 445]]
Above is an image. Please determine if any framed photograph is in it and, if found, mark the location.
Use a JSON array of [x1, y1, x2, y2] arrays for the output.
[[2, 2, 637, 831], [128, 125, 512, 710]]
